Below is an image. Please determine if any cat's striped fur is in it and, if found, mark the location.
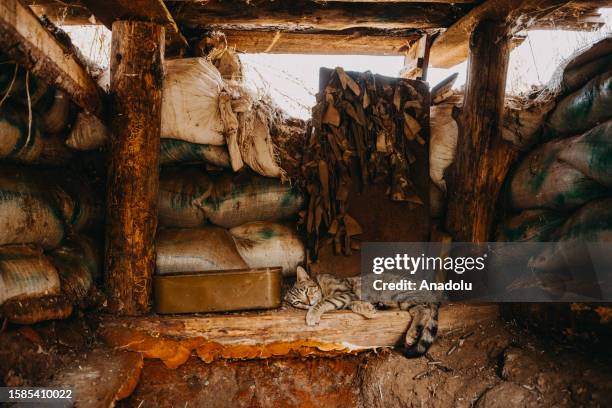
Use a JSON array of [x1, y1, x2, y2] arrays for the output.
[[284, 266, 438, 357]]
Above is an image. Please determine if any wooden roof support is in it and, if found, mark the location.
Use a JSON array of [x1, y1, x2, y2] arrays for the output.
[[105, 20, 164, 315], [169, 0, 471, 30], [400, 34, 433, 80], [80, 0, 187, 54], [218, 28, 422, 55], [445, 20, 519, 242], [98, 304, 499, 367], [0, 0, 104, 115], [429, 0, 574, 68]]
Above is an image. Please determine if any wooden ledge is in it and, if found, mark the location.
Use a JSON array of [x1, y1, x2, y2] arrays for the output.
[[98, 304, 499, 368]]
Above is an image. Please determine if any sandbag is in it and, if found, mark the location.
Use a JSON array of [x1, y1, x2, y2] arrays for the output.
[[159, 169, 304, 228], [158, 167, 214, 228], [230, 221, 305, 276], [0, 64, 55, 113], [41, 90, 72, 134], [560, 37, 612, 94], [558, 120, 612, 188], [156, 227, 248, 274], [546, 70, 612, 138], [0, 185, 65, 248], [161, 58, 226, 145], [198, 172, 305, 228], [0, 245, 60, 305], [160, 139, 231, 167], [529, 199, 612, 274], [238, 104, 283, 178], [0, 167, 102, 246], [65, 111, 109, 151], [496, 209, 565, 242], [0, 106, 45, 163], [50, 236, 101, 300], [429, 102, 457, 192], [509, 139, 608, 211]]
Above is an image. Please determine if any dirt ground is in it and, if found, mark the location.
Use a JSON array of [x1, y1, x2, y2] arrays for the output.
[[118, 319, 612, 408], [1, 314, 611, 407]]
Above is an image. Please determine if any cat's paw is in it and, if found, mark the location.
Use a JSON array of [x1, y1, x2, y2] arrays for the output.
[[306, 309, 321, 326], [350, 301, 377, 319], [403, 303, 438, 358]]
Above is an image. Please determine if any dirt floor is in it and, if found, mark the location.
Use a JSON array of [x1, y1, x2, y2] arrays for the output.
[[1, 314, 611, 407], [118, 319, 612, 408]]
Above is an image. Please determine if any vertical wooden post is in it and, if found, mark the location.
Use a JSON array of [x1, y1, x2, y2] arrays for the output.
[[445, 20, 518, 242], [105, 21, 164, 315]]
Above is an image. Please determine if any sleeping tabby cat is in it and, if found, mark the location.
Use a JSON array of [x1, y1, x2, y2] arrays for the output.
[[285, 266, 438, 357]]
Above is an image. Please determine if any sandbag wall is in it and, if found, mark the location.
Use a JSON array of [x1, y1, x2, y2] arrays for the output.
[[76, 55, 307, 279], [497, 38, 612, 341], [0, 60, 104, 324], [154, 57, 306, 278]]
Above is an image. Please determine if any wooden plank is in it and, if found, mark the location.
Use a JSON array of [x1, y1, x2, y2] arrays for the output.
[[445, 20, 518, 242], [80, 0, 187, 53], [105, 21, 164, 315], [429, 0, 573, 68], [50, 348, 143, 407], [98, 304, 499, 367], [0, 0, 104, 115], [169, 0, 472, 30], [321, 0, 476, 2], [219, 28, 421, 55], [400, 35, 429, 79]]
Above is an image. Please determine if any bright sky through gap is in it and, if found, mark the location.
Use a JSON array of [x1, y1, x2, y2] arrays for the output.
[[63, 8, 611, 120]]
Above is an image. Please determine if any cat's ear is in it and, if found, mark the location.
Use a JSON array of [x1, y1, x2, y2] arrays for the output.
[[296, 266, 310, 282]]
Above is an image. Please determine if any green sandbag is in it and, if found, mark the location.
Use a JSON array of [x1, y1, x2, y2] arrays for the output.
[[509, 139, 608, 211], [546, 70, 612, 138], [496, 209, 565, 242], [158, 168, 305, 229], [558, 120, 612, 188], [529, 198, 612, 273], [561, 54, 612, 95], [158, 167, 214, 228], [160, 139, 230, 167]]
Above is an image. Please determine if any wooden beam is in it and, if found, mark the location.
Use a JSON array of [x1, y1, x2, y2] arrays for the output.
[[400, 34, 428, 79], [98, 304, 499, 367], [0, 0, 104, 115], [105, 21, 164, 315], [322, 0, 476, 2], [169, 0, 471, 30], [429, 0, 572, 68], [218, 28, 421, 55], [80, 0, 187, 54], [445, 20, 518, 242]]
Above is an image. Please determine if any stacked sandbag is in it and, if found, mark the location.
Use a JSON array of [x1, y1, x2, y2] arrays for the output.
[[0, 237, 101, 324], [230, 221, 305, 277], [156, 227, 248, 274], [67, 57, 296, 177], [158, 168, 304, 229], [156, 167, 306, 276], [0, 167, 103, 248]]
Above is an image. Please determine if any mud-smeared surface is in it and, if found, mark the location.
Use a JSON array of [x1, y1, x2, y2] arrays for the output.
[[120, 319, 612, 408]]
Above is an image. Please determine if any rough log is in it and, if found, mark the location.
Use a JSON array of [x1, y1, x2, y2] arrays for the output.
[[0, 0, 104, 115], [445, 20, 518, 242], [50, 348, 143, 407], [80, 0, 187, 55], [98, 304, 499, 368], [429, 0, 572, 68], [105, 21, 164, 315], [218, 28, 421, 55], [400, 34, 432, 80], [169, 0, 471, 30]]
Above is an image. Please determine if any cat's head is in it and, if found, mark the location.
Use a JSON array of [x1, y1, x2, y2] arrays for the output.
[[284, 266, 322, 309]]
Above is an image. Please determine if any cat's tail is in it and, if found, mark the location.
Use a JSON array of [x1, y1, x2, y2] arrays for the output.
[[402, 303, 439, 357]]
